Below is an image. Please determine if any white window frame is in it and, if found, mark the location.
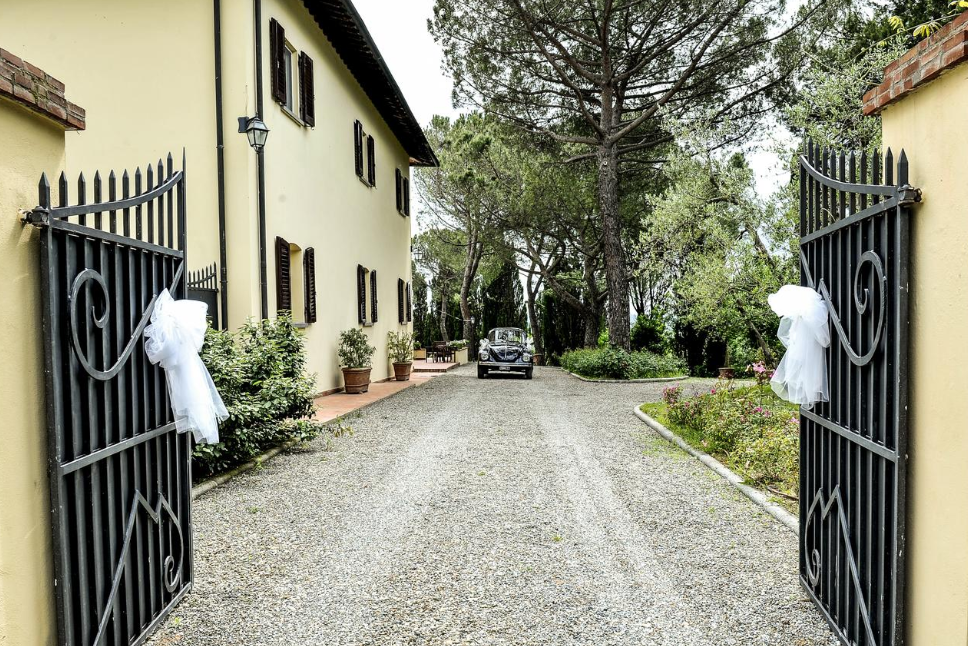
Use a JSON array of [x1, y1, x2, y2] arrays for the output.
[[283, 41, 297, 115]]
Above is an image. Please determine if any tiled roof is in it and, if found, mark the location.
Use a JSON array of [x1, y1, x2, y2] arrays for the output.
[[303, 0, 438, 167]]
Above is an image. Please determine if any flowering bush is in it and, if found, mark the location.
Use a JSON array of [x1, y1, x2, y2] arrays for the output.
[[748, 361, 775, 385], [658, 382, 799, 495], [662, 385, 681, 405]]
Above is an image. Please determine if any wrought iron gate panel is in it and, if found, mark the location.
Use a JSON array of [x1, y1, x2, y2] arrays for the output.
[[798, 142, 918, 646], [25, 155, 193, 646]]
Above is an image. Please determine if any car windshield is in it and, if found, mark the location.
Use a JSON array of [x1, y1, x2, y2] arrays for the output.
[[489, 328, 525, 344]]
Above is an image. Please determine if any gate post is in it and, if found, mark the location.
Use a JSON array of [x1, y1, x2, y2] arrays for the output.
[[0, 54, 83, 645], [863, 13, 968, 645]]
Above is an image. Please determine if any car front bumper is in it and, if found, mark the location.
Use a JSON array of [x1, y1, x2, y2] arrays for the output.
[[479, 361, 531, 372]]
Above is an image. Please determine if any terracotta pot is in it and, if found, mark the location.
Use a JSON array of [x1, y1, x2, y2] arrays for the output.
[[342, 367, 372, 394], [718, 367, 735, 379], [533, 353, 544, 366], [393, 362, 413, 382], [413, 348, 426, 360]]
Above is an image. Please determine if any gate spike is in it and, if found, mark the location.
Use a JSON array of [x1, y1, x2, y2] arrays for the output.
[[885, 148, 895, 186], [108, 170, 117, 233], [58, 171, 68, 207], [38, 173, 51, 208], [898, 149, 909, 185]]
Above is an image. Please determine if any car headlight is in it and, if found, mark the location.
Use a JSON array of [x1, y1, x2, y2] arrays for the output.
[[479, 350, 489, 361], [523, 352, 532, 362]]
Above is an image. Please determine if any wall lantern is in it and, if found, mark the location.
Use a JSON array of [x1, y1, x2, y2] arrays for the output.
[[238, 116, 270, 151]]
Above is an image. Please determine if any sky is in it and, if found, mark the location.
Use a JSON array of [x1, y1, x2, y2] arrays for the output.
[[351, 0, 790, 201]]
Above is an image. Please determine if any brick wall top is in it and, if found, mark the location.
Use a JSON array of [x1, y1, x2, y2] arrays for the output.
[[0, 47, 85, 130], [863, 12, 968, 115]]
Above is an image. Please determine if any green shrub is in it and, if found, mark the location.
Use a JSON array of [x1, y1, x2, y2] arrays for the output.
[[196, 313, 323, 478], [630, 311, 669, 354], [338, 328, 375, 368], [560, 348, 687, 380]]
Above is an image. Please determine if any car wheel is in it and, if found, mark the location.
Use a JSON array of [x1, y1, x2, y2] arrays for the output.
[[525, 368, 533, 380], [478, 366, 487, 379]]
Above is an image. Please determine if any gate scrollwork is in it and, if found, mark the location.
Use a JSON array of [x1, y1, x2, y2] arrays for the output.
[[69, 265, 183, 381]]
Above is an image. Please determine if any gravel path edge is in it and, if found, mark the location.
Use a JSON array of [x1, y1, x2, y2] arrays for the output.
[[633, 406, 799, 534], [565, 371, 688, 384]]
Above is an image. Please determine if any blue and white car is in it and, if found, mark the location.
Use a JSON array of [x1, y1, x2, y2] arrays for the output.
[[478, 327, 534, 379]]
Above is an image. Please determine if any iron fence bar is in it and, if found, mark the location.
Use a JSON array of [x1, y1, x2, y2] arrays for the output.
[[800, 410, 897, 462], [59, 423, 177, 475]]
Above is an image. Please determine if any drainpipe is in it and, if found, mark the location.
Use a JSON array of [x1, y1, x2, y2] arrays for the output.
[[254, 0, 269, 319], [214, 0, 229, 329]]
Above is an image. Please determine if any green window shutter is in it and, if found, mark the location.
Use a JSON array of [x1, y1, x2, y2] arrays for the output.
[[395, 169, 403, 213], [269, 19, 287, 105], [370, 269, 379, 323], [304, 247, 317, 323], [354, 121, 364, 178], [398, 278, 405, 323], [403, 177, 410, 216], [357, 265, 366, 324], [367, 135, 376, 186], [275, 236, 291, 312], [299, 52, 315, 127], [406, 282, 412, 322]]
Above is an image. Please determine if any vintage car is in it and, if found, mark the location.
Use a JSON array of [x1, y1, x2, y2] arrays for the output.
[[478, 327, 534, 379]]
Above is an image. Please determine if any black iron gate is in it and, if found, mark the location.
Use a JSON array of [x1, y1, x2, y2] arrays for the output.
[[798, 142, 919, 646], [24, 154, 193, 646]]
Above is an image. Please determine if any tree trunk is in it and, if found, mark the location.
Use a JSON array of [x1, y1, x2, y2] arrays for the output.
[[582, 302, 600, 348], [438, 290, 449, 343], [749, 321, 776, 367], [460, 236, 481, 342], [597, 142, 631, 349], [524, 265, 543, 355]]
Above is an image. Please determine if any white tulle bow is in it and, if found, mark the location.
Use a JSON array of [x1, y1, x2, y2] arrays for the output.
[[768, 285, 830, 408], [144, 289, 227, 444]]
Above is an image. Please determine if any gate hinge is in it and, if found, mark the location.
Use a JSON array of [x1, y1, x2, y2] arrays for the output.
[[898, 184, 922, 206], [21, 207, 50, 227]]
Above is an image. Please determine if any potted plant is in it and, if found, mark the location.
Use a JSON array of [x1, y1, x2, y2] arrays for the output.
[[413, 340, 426, 361], [338, 328, 375, 394], [448, 339, 469, 364], [387, 331, 415, 381]]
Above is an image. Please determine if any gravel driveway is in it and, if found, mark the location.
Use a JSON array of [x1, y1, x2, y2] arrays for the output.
[[151, 366, 836, 646]]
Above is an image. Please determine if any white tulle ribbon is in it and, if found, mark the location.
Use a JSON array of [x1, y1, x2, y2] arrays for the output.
[[768, 285, 830, 409], [144, 289, 227, 444]]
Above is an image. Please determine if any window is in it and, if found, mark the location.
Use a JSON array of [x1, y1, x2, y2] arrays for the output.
[[395, 169, 410, 216], [283, 42, 295, 112], [357, 265, 379, 325], [270, 18, 314, 126], [354, 121, 376, 186], [276, 237, 315, 325]]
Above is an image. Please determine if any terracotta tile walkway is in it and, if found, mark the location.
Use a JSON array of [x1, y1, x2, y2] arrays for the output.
[[412, 358, 458, 372], [313, 371, 441, 424]]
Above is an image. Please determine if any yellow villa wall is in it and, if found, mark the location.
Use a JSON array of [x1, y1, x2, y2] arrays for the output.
[[237, 0, 415, 390], [0, 99, 65, 646], [879, 62, 968, 645], [0, 0, 222, 282]]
